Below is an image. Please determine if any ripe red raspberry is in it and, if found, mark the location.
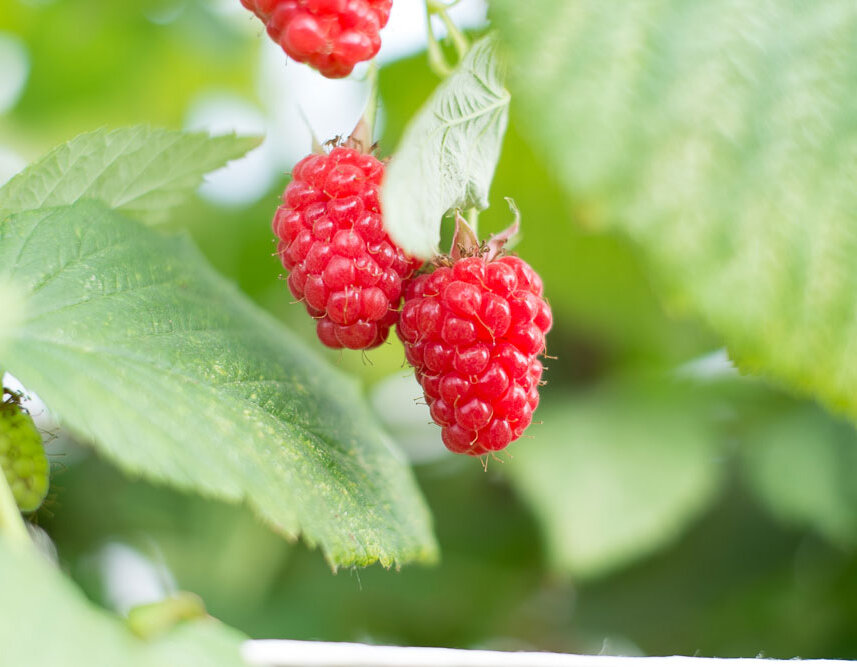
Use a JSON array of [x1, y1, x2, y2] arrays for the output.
[[273, 146, 422, 350], [397, 253, 552, 456], [240, 0, 392, 78]]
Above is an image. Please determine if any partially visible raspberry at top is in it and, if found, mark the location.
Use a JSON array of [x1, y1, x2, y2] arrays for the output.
[[240, 0, 392, 78], [273, 145, 423, 350], [397, 225, 552, 456]]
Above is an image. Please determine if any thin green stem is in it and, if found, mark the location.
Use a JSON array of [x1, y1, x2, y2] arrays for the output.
[[363, 60, 380, 142], [426, 0, 464, 13], [466, 207, 479, 238], [436, 7, 469, 62], [425, 1, 453, 78], [0, 465, 30, 548], [349, 61, 380, 151]]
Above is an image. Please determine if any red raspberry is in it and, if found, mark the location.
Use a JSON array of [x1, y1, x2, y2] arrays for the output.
[[240, 0, 392, 78], [397, 254, 552, 456], [273, 146, 422, 350]]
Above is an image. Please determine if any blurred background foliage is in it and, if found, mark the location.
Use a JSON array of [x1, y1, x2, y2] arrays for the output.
[[3, 0, 857, 659]]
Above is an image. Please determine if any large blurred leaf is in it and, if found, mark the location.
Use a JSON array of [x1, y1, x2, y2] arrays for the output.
[[0, 200, 436, 568], [0, 282, 24, 360], [383, 36, 510, 258], [378, 54, 713, 365], [46, 458, 292, 621], [506, 383, 722, 579], [742, 405, 857, 546], [492, 2, 857, 418], [46, 456, 544, 648], [0, 539, 246, 666], [1, 0, 256, 149], [0, 127, 259, 223]]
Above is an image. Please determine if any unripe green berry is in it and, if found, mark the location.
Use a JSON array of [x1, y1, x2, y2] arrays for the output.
[[0, 400, 49, 513]]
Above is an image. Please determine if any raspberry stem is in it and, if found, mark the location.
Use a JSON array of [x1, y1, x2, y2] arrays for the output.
[[434, 5, 469, 63], [363, 60, 380, 143], [348, 61, 380, 151], [466, 207, 479, 237], [425, 3, 452, 78], [424, 0, 470, 78]]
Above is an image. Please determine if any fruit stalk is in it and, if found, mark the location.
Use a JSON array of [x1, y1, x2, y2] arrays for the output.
[[424, 0, 470, 78], [362, 60, 380, 144]]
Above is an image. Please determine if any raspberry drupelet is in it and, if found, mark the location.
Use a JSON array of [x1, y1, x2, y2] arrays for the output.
[[397, 249, 552, 456], [240, 0, 392, 78], [273, 146, 423, 350]]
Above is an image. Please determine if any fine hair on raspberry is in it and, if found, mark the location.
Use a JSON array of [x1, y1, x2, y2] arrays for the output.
[[397, 253, 553, 456], [240, 0, 392, 78], [273, 145, 422, 350]]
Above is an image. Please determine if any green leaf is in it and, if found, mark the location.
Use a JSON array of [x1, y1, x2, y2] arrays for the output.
[[741, 404, 857, 546], [0, 539, 247, 667], [0, 282, 24, 362], [0, 200, 436, 568], [492, 2, 857, 419], [506, 383, 722, 579], [0, 127, 260, 223], [378, 53, 714, 365], [382, 36, 510, 258]]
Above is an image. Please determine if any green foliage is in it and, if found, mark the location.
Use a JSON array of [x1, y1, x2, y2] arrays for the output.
[[507, 381, 722, 579], [47, 458, 292, 620], [0, 282, 24, 359], [0, 127, 260, 223], [378, 54, 713, 366], [0, 0, 256, 148], [48, 457, 545, 650], [0, 130, 436, 568], [491, 0, 857, 419], [3, 1, 857, 661], [383, 36, 510, 258], [742, 404, 857, 546], [0, 538, 247, 667], [0, 199, 435, 568]]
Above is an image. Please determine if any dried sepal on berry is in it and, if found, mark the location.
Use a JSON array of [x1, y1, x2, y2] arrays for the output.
[[397, 209, 552, 457], [0, 389, 49, 513]]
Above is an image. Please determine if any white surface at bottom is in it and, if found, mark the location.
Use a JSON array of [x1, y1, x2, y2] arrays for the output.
[[242, 640, 851, 667]]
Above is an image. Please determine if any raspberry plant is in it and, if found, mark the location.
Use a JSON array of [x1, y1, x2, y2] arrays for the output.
[[3, 0, 857, 663]]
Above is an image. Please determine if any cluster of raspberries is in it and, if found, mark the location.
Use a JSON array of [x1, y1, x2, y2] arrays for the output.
[[240, 0, 392, 78], [273, 146, 552, 456]]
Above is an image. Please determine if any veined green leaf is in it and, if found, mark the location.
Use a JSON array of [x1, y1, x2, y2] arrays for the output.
[[0, 127, 260, 224], [0, 200, 437, 568], [383, 36, 510, 258], [492, 1, 857, 421]]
